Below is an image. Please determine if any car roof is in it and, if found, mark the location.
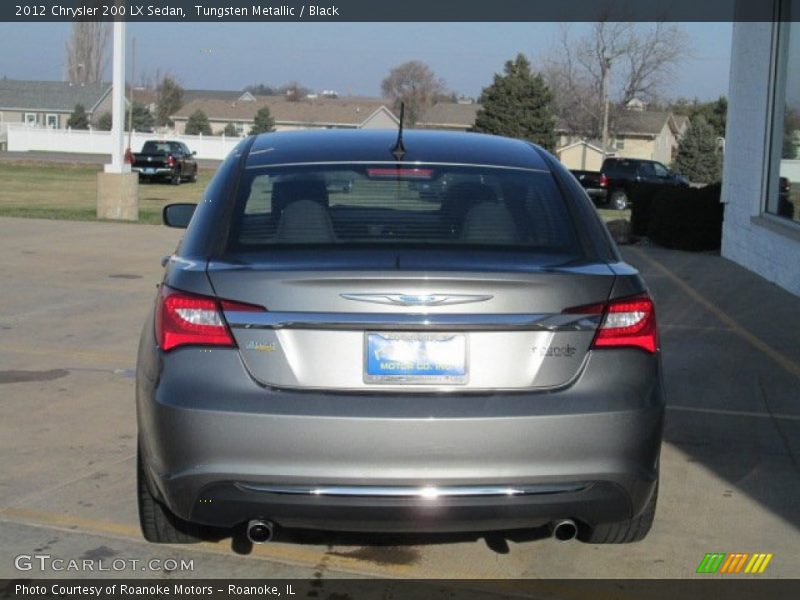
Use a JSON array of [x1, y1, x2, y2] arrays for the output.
[[245, 129, 551, 171]]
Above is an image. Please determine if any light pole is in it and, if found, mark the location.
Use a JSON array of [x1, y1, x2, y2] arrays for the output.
[[97, 16, 138, 222]]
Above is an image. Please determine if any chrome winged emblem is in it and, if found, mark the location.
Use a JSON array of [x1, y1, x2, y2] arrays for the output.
[[340, 293, 493, 307]]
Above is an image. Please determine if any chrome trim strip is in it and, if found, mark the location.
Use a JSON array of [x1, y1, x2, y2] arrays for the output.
[[235, 483, 589, 498], [225, 311, 601, 332], [340, 293, 494, 307]]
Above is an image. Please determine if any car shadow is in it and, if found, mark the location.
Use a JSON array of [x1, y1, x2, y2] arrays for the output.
[[198, 523, 553, 557]]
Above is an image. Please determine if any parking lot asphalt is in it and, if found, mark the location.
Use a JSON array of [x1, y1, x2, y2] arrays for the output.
[[0, 217, 798, 585]]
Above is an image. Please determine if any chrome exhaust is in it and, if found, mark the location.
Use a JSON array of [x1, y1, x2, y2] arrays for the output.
[[551, 519, 578, 542], [246, 519, 275, 544]]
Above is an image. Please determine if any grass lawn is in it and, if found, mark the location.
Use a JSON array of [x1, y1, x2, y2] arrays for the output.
[[0, 162, 213, 225]]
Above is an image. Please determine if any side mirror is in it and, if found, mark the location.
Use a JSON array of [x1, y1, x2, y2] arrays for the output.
[[192, 151, 197, 156], [163, 203, 196, 228]]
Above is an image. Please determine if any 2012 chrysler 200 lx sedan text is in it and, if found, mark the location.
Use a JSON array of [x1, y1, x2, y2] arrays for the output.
[[136, 130, 664, 546]]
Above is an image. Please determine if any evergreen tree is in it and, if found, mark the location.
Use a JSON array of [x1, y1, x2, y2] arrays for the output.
[[472, 54, 556, 151], [249, 107, 276, 135], [221, 122, 239, 137], [184, 110, 212, 136], [66, 103, 89, 130], [674, 115, 723, 184], [128, 102, 155, 131], [96, 111, 112, 131]]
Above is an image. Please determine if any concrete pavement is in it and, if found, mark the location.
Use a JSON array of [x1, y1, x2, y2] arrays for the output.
[[0, 217, 798, 585]]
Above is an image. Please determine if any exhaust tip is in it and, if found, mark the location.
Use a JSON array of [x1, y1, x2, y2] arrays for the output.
[[246, 519, 274, 544], [551, 519, 578, 542]]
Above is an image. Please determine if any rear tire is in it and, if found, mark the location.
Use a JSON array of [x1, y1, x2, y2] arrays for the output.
[[189, 168, 198, 183], [579, 480, 658, 544], [171, 171, 181, 186], [609, 190, 628, 210], [137, 447, 201, 544]]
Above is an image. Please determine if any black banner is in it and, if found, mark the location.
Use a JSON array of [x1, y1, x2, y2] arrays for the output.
[[3, 579, 800, 600], [0, 0, 796, 23]]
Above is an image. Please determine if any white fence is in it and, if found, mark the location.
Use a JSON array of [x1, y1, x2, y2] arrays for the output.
[[5, 124, 242, 160]]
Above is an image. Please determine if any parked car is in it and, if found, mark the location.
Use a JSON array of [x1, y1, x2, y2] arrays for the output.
[[571, 158, 689, 210], [132, 140, 198, 185], [137, 130, 664, 546]]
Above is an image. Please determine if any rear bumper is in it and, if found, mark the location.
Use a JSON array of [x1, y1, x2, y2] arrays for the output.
[[137, 345, 664, 532]]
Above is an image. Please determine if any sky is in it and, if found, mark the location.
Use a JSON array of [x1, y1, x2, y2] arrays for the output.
[[0, 22, 732, 101]]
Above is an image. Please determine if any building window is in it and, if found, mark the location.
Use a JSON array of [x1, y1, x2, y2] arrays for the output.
[[24, 113, 37, 126], [768, 1, 800, 224], [46, 114, 58, 129]]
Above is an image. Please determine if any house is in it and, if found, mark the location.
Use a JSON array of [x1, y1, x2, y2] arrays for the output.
[[170, 95, 398, 134], [555, 140, 610, 171], [557, 111, 685, 166], [0, 79, 114, 130], [416, 102, 481, 131]]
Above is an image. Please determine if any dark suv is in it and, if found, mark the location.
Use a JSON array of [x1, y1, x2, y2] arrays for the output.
[[602, 158, 689, 210]]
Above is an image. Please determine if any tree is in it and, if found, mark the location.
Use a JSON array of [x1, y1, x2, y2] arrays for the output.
[[95, 103, 154, 132], [279, 81, 310, 101], [472, 54, 556, 151], [221, 122, 239, 137], [96, 111, 112, 131], [65, 22, 109, 84], [245, 83, 278, 96], [381, 60, 446, 126], [543, 22, 690, 140], [155, 75, 183, 127], [782, 107, 800, 159], [674, 115, 723, 183], [67, 104, 89, 130], [249, 107, 275, 135], [670, 96, 727, 138], [185, 110, 212, 136]]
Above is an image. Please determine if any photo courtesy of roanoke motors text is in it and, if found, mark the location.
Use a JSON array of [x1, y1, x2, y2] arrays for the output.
[[0, 0, 798, 598]]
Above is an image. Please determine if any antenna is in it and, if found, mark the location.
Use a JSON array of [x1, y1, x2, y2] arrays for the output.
[[391, 102, 406, 161]]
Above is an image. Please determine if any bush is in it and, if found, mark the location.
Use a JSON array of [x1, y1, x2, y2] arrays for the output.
[[647, 183, 724, 251], [629, 183, 666, 236]]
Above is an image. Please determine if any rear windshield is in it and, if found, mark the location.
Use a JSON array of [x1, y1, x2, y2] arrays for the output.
[[141, 141, 171, 154], [228, 164, 580, 253]]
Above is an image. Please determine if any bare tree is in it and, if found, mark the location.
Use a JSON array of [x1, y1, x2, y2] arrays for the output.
[[65, 22, 109, 84], [381, 61, 447, 126], [155, 74, 184, 127], [543, 22, 690, 144]]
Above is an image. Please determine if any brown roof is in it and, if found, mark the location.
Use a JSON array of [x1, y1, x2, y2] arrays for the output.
[[172, 95, 396, 127], [418, 102, 480, 127]]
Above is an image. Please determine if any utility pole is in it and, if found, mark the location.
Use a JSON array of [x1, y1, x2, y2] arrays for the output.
[[600, 55, 611, 159], [127, 36, 136, 158], [97, 17, 138, 221]]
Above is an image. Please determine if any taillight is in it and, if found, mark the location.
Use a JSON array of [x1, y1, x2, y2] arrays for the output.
[[599, 174, 608, 188], [564, 293, 658, 353], [155, 286, 264, 351], [166, 155, 175, 168]]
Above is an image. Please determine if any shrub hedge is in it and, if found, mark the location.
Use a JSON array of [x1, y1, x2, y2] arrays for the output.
[[630, 183, 724, 251]]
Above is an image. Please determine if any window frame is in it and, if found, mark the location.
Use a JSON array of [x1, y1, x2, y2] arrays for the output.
[[765, 1, 800, 225]]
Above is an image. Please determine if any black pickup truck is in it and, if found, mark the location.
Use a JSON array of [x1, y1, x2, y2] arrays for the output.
[[132, 140, 198, 185], [571, 158, 689, 210]]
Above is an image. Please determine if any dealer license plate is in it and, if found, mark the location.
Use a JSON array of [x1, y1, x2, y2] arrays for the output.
[[364, 332, 467, 384]]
